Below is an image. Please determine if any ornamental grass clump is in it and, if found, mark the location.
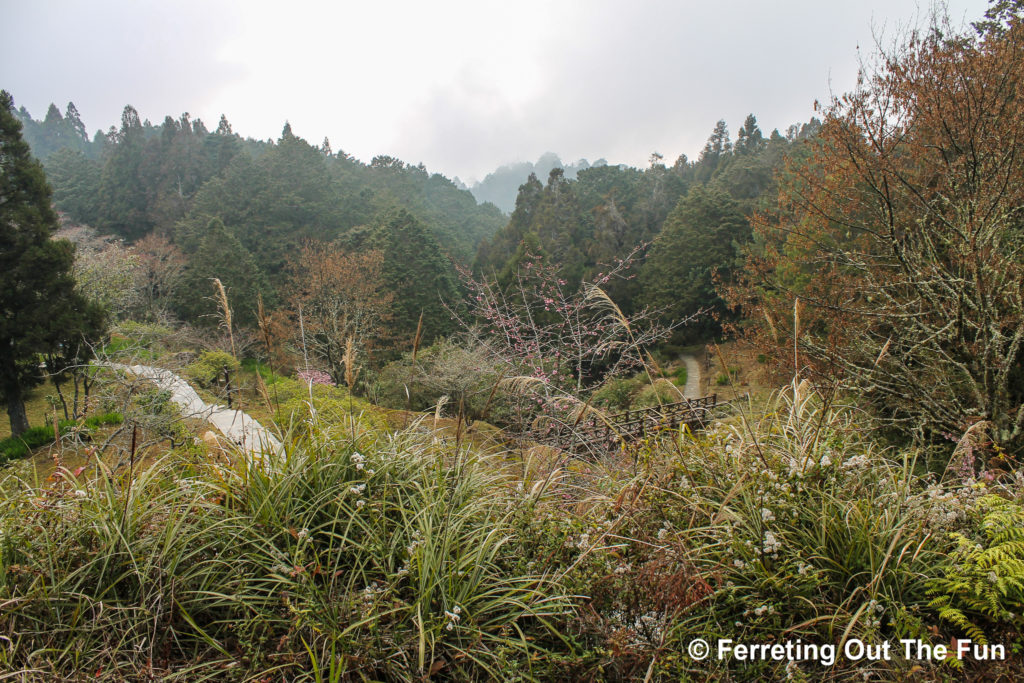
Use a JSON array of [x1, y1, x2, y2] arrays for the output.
[[211, 421, 576, 680], [0, 454, 248, 679], [0, 419, 575, 680], [658, 381, 956, 679]]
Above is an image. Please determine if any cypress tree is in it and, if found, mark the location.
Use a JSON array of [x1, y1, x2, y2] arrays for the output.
[[0, 91, 104, 436]]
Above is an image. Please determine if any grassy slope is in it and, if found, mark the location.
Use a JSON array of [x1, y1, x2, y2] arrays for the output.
[[0, 380, 60, 440]]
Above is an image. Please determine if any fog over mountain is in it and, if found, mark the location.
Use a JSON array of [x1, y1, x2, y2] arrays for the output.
[[467, 153, 609, 214]]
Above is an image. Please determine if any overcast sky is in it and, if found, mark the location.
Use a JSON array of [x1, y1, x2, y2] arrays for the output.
[[1, 0, 990, 183]]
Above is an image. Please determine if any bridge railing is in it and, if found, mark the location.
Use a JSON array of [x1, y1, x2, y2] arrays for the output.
[[526, 394, 718, 456]]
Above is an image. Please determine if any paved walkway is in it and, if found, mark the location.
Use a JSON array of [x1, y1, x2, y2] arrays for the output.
[[681, 354, 701, 399], [104, 363, 282, 461]]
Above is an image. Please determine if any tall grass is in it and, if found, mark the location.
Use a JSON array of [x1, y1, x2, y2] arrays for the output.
[[647, 381, 969, 679], [0, 453, 245, 679], [0, 419, 575, 680], [3, 378, 1022, 680]]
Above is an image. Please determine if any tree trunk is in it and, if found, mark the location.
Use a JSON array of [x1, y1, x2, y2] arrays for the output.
[[5, 384, 29, 437], [53, 377, 70, 421]]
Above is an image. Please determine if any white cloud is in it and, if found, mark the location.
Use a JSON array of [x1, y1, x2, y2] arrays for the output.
[[1, 0, 991, 179]]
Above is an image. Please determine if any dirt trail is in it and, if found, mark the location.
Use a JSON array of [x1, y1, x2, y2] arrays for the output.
[[681, 354, 701, 399]]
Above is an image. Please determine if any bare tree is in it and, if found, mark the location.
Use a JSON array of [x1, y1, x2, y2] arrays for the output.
[[456, 246, 682, 430]]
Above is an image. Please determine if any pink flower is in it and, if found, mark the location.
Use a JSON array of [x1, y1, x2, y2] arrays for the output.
[[297, 369, 336, 386]]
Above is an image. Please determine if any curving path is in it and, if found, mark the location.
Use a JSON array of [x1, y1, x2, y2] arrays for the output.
[[104, 363, 282, 460]]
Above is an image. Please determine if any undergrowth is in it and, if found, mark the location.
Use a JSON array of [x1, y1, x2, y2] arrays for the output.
[[1, 381, 1022, 680]]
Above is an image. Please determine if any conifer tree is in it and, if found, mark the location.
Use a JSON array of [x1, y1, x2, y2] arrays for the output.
[[641, 186, 748, 341], [174, 218, 270, 327], [0, 91, 105, 436], [362, 209, 462, 349]]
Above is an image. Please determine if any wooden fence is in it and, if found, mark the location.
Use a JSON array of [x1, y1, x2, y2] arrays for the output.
[[527, 394, 718, 456]]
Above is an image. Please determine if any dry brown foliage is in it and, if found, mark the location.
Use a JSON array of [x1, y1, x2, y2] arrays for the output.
[[728, 14, 1024, 453], [282, 241, 393, 385]]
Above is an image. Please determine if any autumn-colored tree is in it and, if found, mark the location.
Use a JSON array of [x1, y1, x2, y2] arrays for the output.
[[132, 233, 187, 319], [285, 241, 393, 386], [730, 10, 1024, 454]]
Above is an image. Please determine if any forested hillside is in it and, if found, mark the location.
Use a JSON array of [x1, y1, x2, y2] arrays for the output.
[[15, 104, 505, 343], [17, 100, 820, 350], [468, 152, 604, 213], [474, 115, 821, 343]]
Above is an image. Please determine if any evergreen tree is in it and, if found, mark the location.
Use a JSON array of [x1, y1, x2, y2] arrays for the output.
[[695, 119, 732, 182], [0, 91, 105, 436], [215, 114, 232, 136], [44, 148, 102, 225], [528, 168, 589, 285], [474, 173, 543, 278], [173, 218, 270, 327], [640, 186, 749, 341], [356, 209, 462, 350], [734, 113, 765, 155], [64, 102, 89, 145], [97, 105, 152, 240]]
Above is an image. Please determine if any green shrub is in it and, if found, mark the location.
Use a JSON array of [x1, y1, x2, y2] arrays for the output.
[[0, 426, 51, 462], [241, 358, 284, 385], [82, 412, 124, 429], [272, 376, 388, 433], [632, 380, 685, 408], [103, 321, 174, 360], [186, 350, 241, 389], [591, 376, 642, 409], [649, 382, 957, 679], [369, 339, 505, 420], [673, 365, 688, 386]]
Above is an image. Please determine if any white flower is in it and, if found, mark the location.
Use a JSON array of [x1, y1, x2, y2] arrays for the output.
[[763, 530, 781, 554], [297, 528, 309, 540], [356, 500, 365, 509], [843, 455, 869, 468], [761, 508, 775, 522]]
